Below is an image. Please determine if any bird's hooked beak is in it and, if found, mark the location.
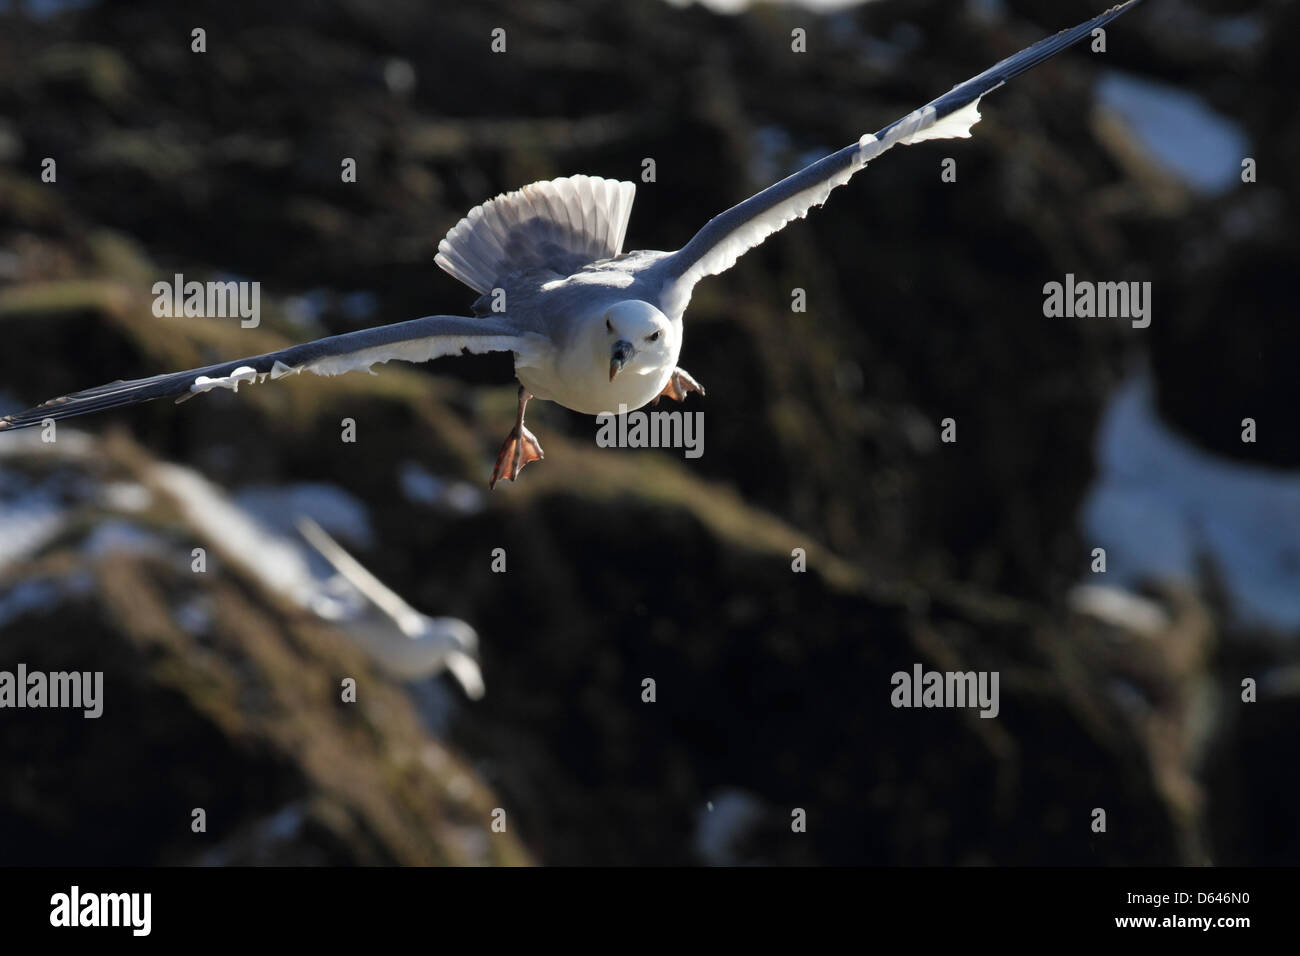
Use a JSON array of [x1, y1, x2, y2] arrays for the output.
[[609, 340, 634, 381]]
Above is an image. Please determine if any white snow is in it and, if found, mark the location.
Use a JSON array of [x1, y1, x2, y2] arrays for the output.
[[1094, 70, 1250, 196], [1082, 372, 1300, 635]]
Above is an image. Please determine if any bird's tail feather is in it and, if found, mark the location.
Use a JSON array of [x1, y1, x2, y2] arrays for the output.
[[436, 174, 636, 294]]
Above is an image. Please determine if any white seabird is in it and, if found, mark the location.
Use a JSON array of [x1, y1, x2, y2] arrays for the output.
[[0, 3, 1143, 488], [295, 516, 485, 698], [147, 462, 485, 698]]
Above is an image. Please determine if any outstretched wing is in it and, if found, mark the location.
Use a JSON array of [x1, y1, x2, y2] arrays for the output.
[[655, 1, 1141, 309], [0, 314, 529, 431]]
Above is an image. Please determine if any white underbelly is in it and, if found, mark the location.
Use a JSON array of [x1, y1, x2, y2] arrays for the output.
[[517, 362, 673, 416]]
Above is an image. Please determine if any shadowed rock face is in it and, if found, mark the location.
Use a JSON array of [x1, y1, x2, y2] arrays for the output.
[[0, 0, 1294, 865], [0, 434, 529, 866]]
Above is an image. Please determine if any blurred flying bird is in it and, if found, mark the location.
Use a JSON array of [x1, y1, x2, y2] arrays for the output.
[[295, 516, 485, 698], [146, 461, 485, 698], [0, 2, 1143, 487]]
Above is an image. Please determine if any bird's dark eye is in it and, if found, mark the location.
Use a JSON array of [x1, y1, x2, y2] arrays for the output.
[[606, 318, 613, 333], [647, 331, 660, 342]]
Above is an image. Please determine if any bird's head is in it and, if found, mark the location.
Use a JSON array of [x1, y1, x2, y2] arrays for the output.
[[602, 300, 675, 382], [423, 617, 484, 700]]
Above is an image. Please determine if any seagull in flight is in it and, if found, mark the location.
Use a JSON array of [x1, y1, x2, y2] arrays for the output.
[[1, 2, 1142, 487]]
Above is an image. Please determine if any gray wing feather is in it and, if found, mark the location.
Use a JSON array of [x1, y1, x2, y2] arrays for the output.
[[0, 314, 527, 430], [657, 1, 1142, 305]]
